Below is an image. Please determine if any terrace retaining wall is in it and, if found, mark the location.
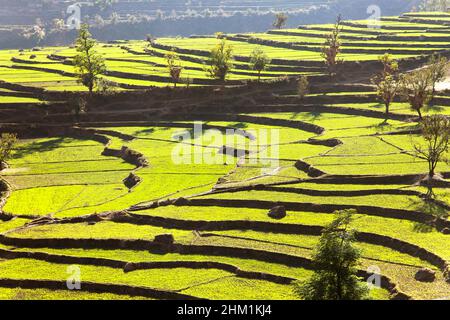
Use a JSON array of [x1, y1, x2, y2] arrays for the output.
[[161, 198, 450, 232], [0, 278, 200, 300]]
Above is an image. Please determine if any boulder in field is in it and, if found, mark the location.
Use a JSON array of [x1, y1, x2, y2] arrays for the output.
[[154, 234, 174, 245], [415, 268, 436, 282], [123, 173, 141, 189], [268, 206, 286, 219], [123, 262, 137, 273]]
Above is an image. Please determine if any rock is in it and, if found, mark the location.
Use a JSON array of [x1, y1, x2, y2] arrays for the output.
[[104, 211, 131, 223], [415, 268, 436, 282], [154, 234, 174, 245], [123, 262, 137, 273], [217, 177, 227, 184], [0, 212, 13, 222], [390, 291, 410, 300], [29, 54, 37, 59], [123, 173, 141, 189], [173, 197, 190, 206], [268, 206, 286, 220], [442, 228, 450, 235]]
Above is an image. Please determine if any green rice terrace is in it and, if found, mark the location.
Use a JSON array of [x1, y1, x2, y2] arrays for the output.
[[0, 12, 449, 300]]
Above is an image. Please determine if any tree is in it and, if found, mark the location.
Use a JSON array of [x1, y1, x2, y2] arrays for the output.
[[94, 14, 106, 28], [94, 0, 118, 11], [419, 0, 449, 11], [294, 210, 369, 300], [22, 25, 46, 44], [400, 69, 432, 120], [146, 34, 156, 46], [73, 24, 107, 94], [249, 48, 271, 81], [427, 54, 448, 104], [298, 75, 309, 99], [0, 133, 17, 167], [110, 12, 120, 25], [413, 115, 449, 180], [205, 39, 234, 82], [322, 15, 344, 76], [273, 12, 288, 29], [165, 51, 183, 88], [71, 96, 87, 122], [52, 19, 66, 31], [371, 54, 400, 120]]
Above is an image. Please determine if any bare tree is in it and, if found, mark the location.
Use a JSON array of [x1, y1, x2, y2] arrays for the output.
[[427, 54, 448, 104], [273, 13, 288, 29], [400, 69, 433, 120], [413, 115, 450, 181], [165, 51, 183, 88]]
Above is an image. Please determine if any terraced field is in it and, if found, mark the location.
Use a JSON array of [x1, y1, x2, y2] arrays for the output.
[[0, 12, 449, 300]]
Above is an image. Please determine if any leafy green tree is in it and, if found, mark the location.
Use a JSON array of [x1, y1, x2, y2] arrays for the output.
[[427, 54, 448, 104], [273, 13, 288, 29], [165, 51, 183, 88], [249, 48, 271, 81], [0, 133, 17, 166], [371, 54, 400, 120], [322, 15, 344, 76], [205, 39, 234, 82], [73, 24, 107, 94], [294, 210, 369, 300], [414, 115, 450, 180], [400, 69, 432, 120]]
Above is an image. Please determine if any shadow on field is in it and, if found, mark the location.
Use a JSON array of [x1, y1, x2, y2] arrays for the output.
[[135, 128, 155, 135], [11, 137, 67, 160], [303, 111, 323, 121], [425, 104, 444, 113], [408, 196, 448, 233], [230, 122, 248, 129]]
